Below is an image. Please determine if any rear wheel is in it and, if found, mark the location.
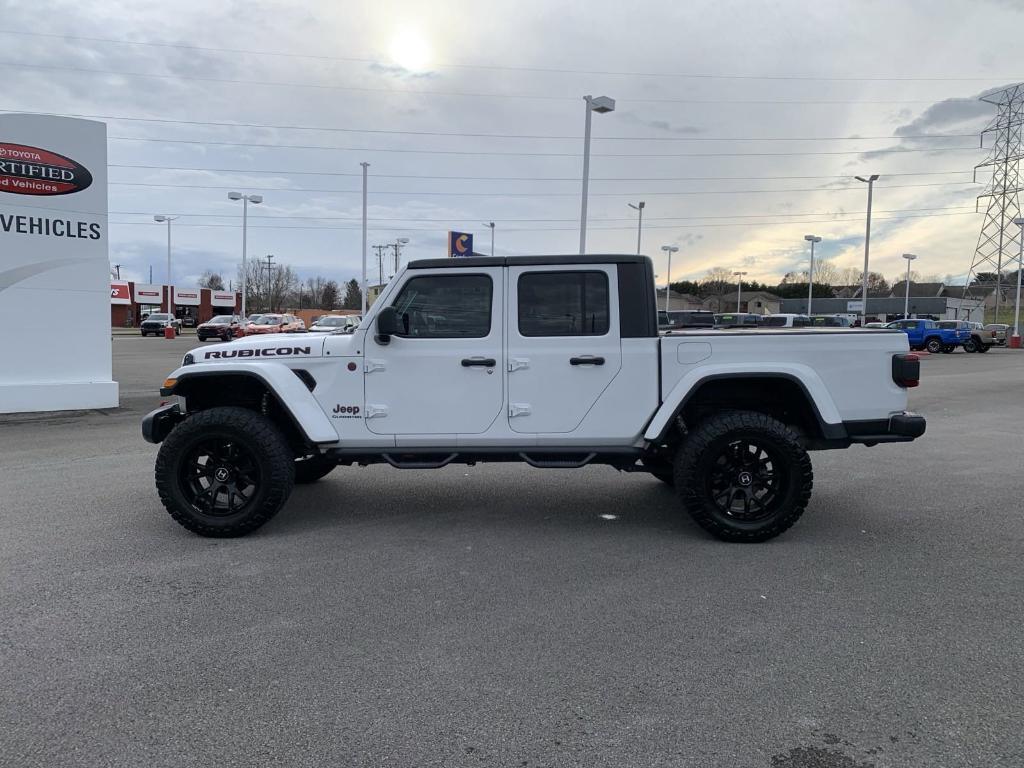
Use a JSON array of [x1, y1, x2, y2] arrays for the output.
[[155, 407, 295, 537], [963, 337, 978, 353], [674, 411, 813, 542], [925, 337, 943, 353]]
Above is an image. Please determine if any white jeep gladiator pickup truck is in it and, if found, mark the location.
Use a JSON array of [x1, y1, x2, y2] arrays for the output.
[[143, 255, 925, 541]]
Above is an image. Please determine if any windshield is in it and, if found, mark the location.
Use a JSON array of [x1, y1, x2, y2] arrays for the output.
[[147, 314, 170, 321], [762, 316, 789, 327], [314, 316, 348, 327], [259, 315, 284, 325], [208, 315, 235, 324]]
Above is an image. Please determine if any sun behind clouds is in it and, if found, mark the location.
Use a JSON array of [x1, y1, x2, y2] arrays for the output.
[[388, 28, 433, 73]]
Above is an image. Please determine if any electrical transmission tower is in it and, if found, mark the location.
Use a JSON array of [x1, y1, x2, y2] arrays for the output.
[[964, 84, 1024, 321]]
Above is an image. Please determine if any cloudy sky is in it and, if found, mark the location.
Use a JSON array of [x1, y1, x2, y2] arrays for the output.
[[2, 0, 1021, 290]]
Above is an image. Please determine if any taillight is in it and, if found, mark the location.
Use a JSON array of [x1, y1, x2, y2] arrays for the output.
[[892, 353, 920, 388]]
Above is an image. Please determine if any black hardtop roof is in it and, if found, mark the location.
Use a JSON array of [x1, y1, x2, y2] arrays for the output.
[[408, 254, 652, 269]]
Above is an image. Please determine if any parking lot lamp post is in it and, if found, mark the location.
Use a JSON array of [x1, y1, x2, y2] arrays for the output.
[[660, 244, 679, 312], [228, 192, 263, 320], [733, 271, 748, 312], [153, 215, 178, 313], [579, 95, 615, 254], [628, 202, 645, 255], [855, 174, 880, 325], [804, 234, 821, 315], [1012, 218, 1024, 344], [902, 253, 917, 319]]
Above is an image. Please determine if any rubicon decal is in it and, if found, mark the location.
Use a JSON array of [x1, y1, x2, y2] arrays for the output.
[[204, 346, 312, 359], [0, 142, 94, 196]]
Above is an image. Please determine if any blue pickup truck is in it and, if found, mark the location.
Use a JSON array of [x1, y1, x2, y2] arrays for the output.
[[886, 318, 968, 353]]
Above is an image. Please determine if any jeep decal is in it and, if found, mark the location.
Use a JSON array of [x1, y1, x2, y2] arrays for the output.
[[204, 346, 312, 359]]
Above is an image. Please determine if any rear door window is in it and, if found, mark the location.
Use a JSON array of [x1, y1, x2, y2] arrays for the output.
[[518, 271, 609, 337]]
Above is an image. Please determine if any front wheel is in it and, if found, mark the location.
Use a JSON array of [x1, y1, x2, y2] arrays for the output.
[[963, 337, 978, 353], [155, 407, 295, 537], [673, 411, 813, 542]]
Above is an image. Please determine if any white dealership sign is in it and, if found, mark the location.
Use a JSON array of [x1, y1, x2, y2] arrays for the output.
[[0, 114, 117, 413], [133, 283, 163, 305], [173, 286, 201, 306], [211, 291, 237, 308]]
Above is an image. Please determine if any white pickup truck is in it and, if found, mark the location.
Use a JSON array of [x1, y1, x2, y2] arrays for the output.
[[143, 255, 925, 541]]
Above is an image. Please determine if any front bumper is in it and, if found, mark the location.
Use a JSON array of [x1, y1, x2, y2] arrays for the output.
[[142, 402, 185, 444], [845, 411, 927, 446]]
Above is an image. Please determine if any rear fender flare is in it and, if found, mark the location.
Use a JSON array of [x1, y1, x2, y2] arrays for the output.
[[163, 362, 338, 444], [643, 363, 843, 442]]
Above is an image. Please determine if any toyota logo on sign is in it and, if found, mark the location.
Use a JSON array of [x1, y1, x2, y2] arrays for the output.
[[0, 142, 94, 196]]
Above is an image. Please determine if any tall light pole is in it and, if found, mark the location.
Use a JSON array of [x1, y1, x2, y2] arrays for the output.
[[902, 253, 918, 319], [661, 245, 679, 312], [227, 192, 263, 320], [1012, 218, 1024, 345], [855, 174, 880, 325], [804, 234, 821, 315], [360, 162, 369, 315], [153, 214, 178, 313], [579, 94, 615, 255], [628, 201, 645, 255], [733, 271, 748, 312], [483, 222, 495, 257]]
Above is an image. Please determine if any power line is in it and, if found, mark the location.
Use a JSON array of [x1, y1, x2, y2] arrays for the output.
[[107, 162, 982, 182], [107, 210, 977, 232], [0, 61, 954, 105], [107, 180, 977, 196], [0, 29, 1014, 82], [107, 134, 984, 158], [0, 109, 978, 142]]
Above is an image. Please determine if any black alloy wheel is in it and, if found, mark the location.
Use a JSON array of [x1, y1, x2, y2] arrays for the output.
[[179, 438, 262, 516], [705, 439, 785, 522]]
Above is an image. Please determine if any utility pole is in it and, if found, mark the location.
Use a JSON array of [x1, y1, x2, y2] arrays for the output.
[[113, 264, 121, 279], [261, 254, 276, 312], [149, 265, 153, 283], [373, 245, 388, 288]]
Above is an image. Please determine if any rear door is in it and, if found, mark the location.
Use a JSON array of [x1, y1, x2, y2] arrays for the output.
[[363, 268, 504, 435], [506, 265, 621, 433]]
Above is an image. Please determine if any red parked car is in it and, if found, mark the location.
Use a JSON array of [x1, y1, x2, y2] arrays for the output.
[[196, 315, 243, 342], [245, 313, 306, 335]]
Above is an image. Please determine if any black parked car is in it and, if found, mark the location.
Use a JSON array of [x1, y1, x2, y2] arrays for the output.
[[196, 314, 242, 342]]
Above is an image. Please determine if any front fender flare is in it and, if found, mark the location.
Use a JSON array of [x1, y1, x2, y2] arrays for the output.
[[163, 362, 339, 445], [643, 363, 844, 442]]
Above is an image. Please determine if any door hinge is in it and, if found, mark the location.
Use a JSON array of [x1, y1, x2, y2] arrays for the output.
[[508, 357, 530, 372], [365, 404, 389, 418], [509, 403, 531, 418], [365, 359, 386, 373]]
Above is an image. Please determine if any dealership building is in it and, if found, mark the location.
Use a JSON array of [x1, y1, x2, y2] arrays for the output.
[[110, 281, 241, 327]]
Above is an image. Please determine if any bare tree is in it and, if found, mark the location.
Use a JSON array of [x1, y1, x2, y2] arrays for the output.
[[199, 270, 225, 290], [813, 258, 839, 286]]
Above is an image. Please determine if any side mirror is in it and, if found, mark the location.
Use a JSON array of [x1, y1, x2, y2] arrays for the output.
[[375, 306, 400, 344]]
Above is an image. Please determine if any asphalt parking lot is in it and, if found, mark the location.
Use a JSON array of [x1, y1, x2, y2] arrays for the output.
[[2, 336, 1022, 768]]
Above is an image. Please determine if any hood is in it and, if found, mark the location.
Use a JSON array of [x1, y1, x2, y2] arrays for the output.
[[189, 333, 326, 363]]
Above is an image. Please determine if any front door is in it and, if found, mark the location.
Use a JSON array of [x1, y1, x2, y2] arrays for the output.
[[364, 268, 504, 435], [506, 265, 622, 433]]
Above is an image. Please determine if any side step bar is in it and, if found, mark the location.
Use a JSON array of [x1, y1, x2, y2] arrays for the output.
[[518, 452, 596, 469], [382, 453, 458, 469]]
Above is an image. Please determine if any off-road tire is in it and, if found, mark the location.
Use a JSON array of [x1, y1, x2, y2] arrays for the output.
[[294, 453, 337, 484], [155, 406, 295, 537], [674, 411, 813, 542], [925, 337, 943, 354], [963, 337, 978, 353]]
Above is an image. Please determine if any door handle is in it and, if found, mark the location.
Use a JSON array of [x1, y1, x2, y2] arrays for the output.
[[461, 357, 496, 367], [569, 356, 605, 366]]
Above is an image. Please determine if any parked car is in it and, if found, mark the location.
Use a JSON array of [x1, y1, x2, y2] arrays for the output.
[[936, 321, 978, 353], [762, 314, 811, 328], [140, 313, 181, 337], [246, 313, 306, 334], [886, 318, 964, 353], [308, 315, 361, 333], [658, 310, 715, 331], [713, 313, 762, 328], [985, 323, 1010, 346], [809, 315, 852, 328], [196, 315, 242, 342], [957, 321, 995, 353], [180, 315, 198, 328]]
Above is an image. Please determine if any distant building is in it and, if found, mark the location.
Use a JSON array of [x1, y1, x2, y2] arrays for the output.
[[702, 290, 782, 314], [655, 289, 703, 310], [367, 283, 387, 307]]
